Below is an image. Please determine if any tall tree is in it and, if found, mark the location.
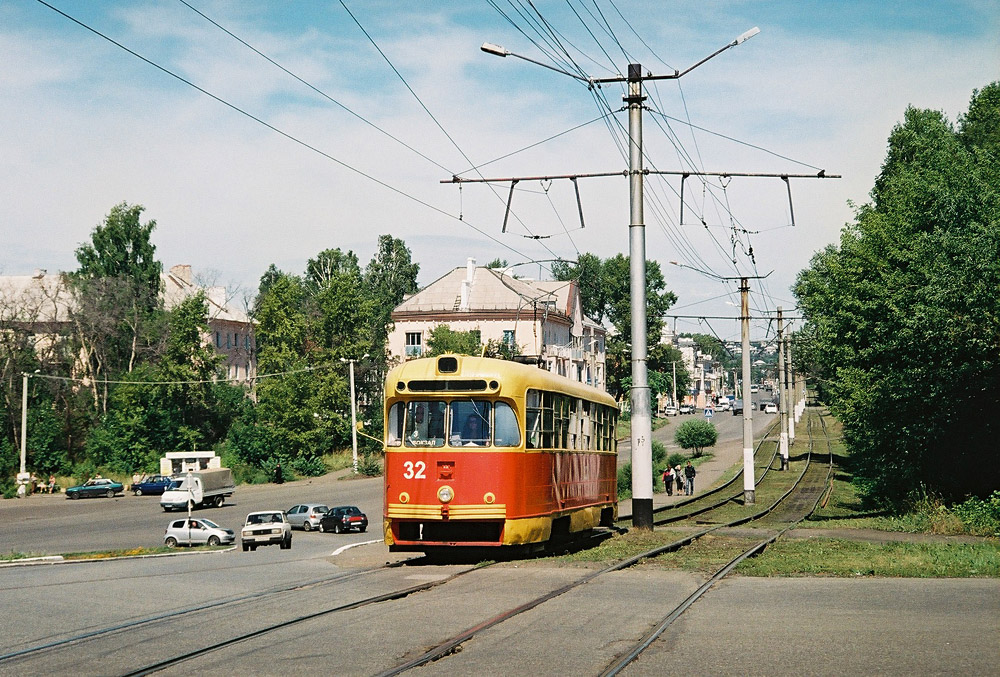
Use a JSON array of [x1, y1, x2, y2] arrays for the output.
[[70, 202, 164, 410], [793, 83, 1000, 507]]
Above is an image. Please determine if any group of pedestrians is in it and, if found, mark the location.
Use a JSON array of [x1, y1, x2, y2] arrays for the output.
[[662, 462, 697, 497]]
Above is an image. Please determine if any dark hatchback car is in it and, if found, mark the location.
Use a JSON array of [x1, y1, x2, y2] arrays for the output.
[[131, 475, 173, 496], [320, 506, 368, 534]]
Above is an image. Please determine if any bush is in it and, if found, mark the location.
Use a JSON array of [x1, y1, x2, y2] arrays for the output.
[[356, 453, 383, 477], [617, 462, 632, 500], [674, 419, 718, 457], [953, 491, 1000, 537], [291, 455, 325, 477], [667, 452, 687, 469], [651, 440, 666, 466]]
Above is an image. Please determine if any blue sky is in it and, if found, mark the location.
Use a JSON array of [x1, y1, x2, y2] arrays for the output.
[[2, 1, 997, 341]]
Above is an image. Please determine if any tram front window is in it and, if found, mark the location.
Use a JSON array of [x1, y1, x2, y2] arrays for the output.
[[449, 401, 491, 446], [403, 400, 446, 447]]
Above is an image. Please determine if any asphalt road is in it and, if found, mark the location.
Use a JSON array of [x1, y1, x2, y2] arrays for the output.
[[1, 470, 384, 555]]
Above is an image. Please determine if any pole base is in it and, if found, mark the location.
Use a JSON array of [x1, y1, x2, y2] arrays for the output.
[[631, 498, 654, 530], [744, 489, 755, 505]]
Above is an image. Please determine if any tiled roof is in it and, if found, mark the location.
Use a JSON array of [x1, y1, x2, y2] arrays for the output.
[[394, 266, 562, 315]]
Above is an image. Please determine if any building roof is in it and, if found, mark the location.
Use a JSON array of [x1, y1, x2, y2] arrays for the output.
[[392, 262, 603, 332], [0, 265, 249, 325]]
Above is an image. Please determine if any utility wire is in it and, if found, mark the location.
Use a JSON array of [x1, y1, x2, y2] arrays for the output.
[[339, 0, 561, 265], [34, 0, 535, 266], [176, 0, 453, 174]]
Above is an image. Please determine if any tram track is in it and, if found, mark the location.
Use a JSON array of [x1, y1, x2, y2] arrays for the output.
[[3, 411, 834, 676], [375, 408, 834, 676], [0, 558, 437, 670], [599, 407, 835, 675]]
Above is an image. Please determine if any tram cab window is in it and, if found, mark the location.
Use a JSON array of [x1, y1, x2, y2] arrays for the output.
[[493, 402, 520, 447], [386, 402, 404, 447], [449, 401, 491, 446], [403, 400, 446, 447]]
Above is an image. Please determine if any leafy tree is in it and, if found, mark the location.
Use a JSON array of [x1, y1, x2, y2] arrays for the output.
[[364, 235, 419, 336], [70, 202, 165, 411], [793, 83, 1000, 507], [484, 258, 508, 269], [673, 419, 718, 457], [554, 253, 677, 399], [85, 293, 240, 473], [74, 202, 161, 308], [426, 325, 482, 356]]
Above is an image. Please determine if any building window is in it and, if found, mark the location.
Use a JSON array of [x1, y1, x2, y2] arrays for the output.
[[215, 331, 221, 348], [405, 332, 422, 357], [502, 329, 515, 347], [226, 333, 231, 349]]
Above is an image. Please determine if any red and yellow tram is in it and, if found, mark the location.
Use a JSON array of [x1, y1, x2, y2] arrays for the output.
[[383, 354, 618, 553]]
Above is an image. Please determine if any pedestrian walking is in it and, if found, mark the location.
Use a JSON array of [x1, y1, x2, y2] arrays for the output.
[[674, 465, 684, 494], [274, 462, 284, 484], [684, 461, 696, 496], [662, 467, 673, 496]]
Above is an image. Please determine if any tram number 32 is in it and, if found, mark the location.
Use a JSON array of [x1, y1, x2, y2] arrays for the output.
[[403, 461, 426, 479]]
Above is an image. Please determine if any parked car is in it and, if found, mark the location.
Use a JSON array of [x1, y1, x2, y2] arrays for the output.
[[663, 405, 679, 417], [164, 518, 235, 547], [716, 400, 730, 411], [241, 510, 292, 551], [764, 402, 778, 414], [731, 400, 745, 415], [286, 503, 330, 531], [132, 475, 172, 496], [678, 404, 694, 415], [65, 478, 124, 499], [320, 506, 368, 534]]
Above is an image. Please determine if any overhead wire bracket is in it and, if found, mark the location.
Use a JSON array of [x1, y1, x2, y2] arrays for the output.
[[501, 179, 519, 233]]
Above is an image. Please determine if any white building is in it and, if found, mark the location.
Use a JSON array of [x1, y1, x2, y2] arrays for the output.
[[0, 264, 255, 383], [387, 259, 607, 390]]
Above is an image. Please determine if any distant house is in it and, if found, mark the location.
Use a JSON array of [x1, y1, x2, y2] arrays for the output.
[[0, 264, 255, 383], [387, 259, 607, 390]]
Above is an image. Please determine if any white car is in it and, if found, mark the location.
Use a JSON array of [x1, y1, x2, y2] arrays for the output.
[[663, 405, 679, 416], [241, 511, 292, 551], [164, 518, 235, 547], [764, 402, 778, 414]]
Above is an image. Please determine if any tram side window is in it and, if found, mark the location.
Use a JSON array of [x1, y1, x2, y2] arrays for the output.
[[404, 400, 446, 447], [526, 390, 542, 449], [493, 402, 520, 447]]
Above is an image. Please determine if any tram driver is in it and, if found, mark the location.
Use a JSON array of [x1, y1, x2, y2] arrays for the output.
[[460, 412, 489, 446]]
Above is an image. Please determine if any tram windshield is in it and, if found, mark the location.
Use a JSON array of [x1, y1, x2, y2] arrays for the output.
[[386, 400, 520, 448]]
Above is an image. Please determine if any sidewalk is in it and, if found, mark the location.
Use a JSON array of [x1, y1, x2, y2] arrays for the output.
[[618, 428, 757, 516]]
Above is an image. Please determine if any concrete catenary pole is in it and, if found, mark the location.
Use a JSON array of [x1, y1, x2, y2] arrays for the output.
[[776, 307, 789, 470], [19, 372, 28, 476], [785, 335, 795, 444], [672, 360, 677, 408], [627, 63, 653, 529], [740, 278, 755, 504]]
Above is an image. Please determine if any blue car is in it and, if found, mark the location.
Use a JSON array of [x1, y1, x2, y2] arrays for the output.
[[131, 475, 173, 496]]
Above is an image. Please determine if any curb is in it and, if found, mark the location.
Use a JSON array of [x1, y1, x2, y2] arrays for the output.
[[0, 545, 237, 568]]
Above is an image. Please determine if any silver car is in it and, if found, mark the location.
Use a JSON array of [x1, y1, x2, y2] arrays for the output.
[[286, 503, 330, 531], [164, 518, 235, 547]]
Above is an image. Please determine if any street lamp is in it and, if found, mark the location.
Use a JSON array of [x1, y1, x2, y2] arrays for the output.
[[341, 355, 369, 474], [482, 27, 759, 530]]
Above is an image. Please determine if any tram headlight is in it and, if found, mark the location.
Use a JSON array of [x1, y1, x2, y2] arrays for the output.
[[437, 485, 454, 503], [399, 492, 410, 504], [484, 492, 495, 504]]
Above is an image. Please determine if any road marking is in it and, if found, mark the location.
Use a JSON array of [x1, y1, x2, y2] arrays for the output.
[[330, 538, 382, 557]]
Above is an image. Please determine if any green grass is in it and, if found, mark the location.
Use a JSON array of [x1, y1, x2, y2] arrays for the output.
[[736, 537, 1000, 578], [545, 529, 1000, 578], [59, 545, 230, 560]]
